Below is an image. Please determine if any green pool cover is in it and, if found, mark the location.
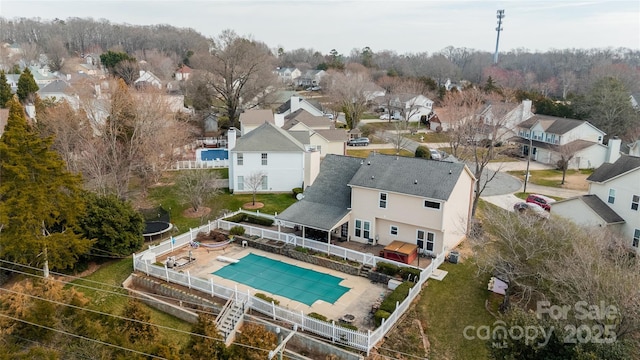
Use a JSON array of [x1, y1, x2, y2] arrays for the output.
[[213, 253, 350, 306]]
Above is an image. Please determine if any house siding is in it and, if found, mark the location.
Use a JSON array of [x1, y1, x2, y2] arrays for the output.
[[441, 168, 474, 252], [589, 170, 640, 249], [230, 151, 304, 192], [552, 200, 610, 228]]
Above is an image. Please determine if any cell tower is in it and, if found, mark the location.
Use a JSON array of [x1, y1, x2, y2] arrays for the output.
[[494, 9, 505, 64]]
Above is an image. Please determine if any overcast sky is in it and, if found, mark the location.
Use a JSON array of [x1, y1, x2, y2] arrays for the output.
[[1, 0, 639, 55]]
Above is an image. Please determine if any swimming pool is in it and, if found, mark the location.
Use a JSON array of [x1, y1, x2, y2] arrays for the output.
[[213, 253, 350, 306], [197, 148, 229, 161]]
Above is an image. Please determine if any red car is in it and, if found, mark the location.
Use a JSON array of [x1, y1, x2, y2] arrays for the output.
[[526, 194, 555, 211]]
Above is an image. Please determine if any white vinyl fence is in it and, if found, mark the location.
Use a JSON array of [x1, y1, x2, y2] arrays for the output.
[[133, 214, 446, 354], [172, 159, 229, 170]]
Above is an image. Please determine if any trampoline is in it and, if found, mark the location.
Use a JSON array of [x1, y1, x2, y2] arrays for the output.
[[213, 253, 350, 306], [143, 221, 173, 237]]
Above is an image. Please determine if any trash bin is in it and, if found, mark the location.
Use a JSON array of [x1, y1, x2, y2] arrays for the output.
[[448, 251, 460, 264]]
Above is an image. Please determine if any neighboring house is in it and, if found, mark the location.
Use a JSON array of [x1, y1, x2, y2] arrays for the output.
[[228, 122, 320, 193], [296, 70, 326, 87], [29, 65, 57, 87], [511, 115, 608, 169], [175, 65, 192, 81], [239, 109, 275, 135], [363, 83, 386, 102], [444, 78, 463, 92], [274, 95, 324, 127], [0, 108, 8, 138], [36, 79, 79, 108], [4, 73, 19, 93], [274, 67, 301, 84], [134, 70, 162, 89], [282, 109, 347, 157], [479, 99, 534, 140], [552, 150, 640, 252], [630, 93, 640, 110], [277, 153, 475, 257], [375, 93, 434, 122]]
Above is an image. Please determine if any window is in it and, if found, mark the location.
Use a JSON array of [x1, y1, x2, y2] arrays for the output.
[[424, 200, 441, 210], [608, 189, 616, 204], [237, 153, 243, 165], [261, 153, 268, 165], [237, 176, 244, 191], [355, 219, 371, 239], [417, 230, 435, 252], [379, 193, 388, 208], [390, 225, 398, 236], [261, 176, 268, 190], [633, 229, 640, 248], [632, 195, 639, 211]]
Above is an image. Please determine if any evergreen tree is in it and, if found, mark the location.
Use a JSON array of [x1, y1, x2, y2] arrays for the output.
[[16, 68, 39, 103], [0, 70, 12, 107], [121, 299, 158, 344], [77, 192, 145, 257], [0, 98, 93, 271], [185, 314, 227, 360]]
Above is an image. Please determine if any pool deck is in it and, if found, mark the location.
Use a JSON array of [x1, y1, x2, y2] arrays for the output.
[[161, 244, 393, 330]]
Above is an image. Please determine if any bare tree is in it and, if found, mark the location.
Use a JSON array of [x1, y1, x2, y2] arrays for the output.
[[555, 139, 582, 185], [189, 30, 277, 127], [244, 171, 266, 206], [323, 69, 372, 129], [176, 170, 221, 212], [387, 121, 412, 154]]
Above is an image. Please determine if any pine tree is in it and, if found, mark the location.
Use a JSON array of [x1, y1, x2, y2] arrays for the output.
[[0, 70, 12, 107], [16, 68, 39, 103], [0, 98, 93, 271]]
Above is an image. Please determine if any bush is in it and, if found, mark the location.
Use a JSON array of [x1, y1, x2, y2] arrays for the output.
[[341, 323, 358, 331], [308, 312, 328, 322], [229, 226, 245, 236], [379, 281, 414, 313], [292, 187, 303, 198], [294, 246, 309, 254], [360, 124, 375, 137], [435, 125, 443, 133], [223, 213, 274, 226], [399, 267, 421, 281], [375, 262, 400, 276], [224, 213, 245, 223], [374, 309, 390, 326], [415, 145, 430, 158], [254, 293, 279, 305]]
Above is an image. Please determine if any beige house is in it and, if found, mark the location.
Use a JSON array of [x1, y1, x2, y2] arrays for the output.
[[277, 154, 475, 257], [239, 109, 275, 135], [552, 152, 640, 251], [282, 109, 347, 157]]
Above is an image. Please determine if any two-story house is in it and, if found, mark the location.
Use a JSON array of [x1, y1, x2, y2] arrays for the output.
[[229, 122, 320, 193], [276, 153, 475, 257], [375, 93, 434, 122], [175, 65, 192, 81], [552, 147, 640, 251], [239, 109, 275, 135], [274, 95, 324, 127], [274, 67, 301, 85], [296, 70, 326, 87], [281, 109, 347, 157], [512, 115, 608, 169]]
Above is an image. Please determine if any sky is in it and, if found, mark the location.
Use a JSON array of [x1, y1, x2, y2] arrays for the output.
[[1, 0, 639, 55]]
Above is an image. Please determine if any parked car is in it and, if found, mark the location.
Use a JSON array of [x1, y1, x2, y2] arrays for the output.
[[347, 137, 370, 146], [526, 194, 556, 211], [514, 202, 549, 218], [379, 113, 402, 120], [323, 113, 334, 120], [429, 149, 442, 161]]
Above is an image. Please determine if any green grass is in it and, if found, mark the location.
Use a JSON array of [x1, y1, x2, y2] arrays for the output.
[[514, 192, 564, 201], [216, 191, 297, 215], [405, 131, 451, 143], [419, 260, 493, 360], [346, 148, 414, 158], [71, 258, 193, 347], [507, 169, 587, 188]]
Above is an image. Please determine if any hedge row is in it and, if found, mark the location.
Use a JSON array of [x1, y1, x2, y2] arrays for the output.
[[223, 213, 274, 227], [255, 293, 280, 305], [375, 262, 421, 281], [374, 281, 415, 325]]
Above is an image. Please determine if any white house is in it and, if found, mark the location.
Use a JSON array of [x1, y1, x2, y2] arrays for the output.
[[512, 115, 608, 169], [36, 79, 79, 108], [134, 70, 162, 89], [296, 70, 326, 87], [281, 109, 347, 157], [175, 65, 192, 81], [552, 149, 640, 252], [229, 122, 320, 193], [375, 93, 434, 122], [274, 95, 324, 127], [274, 67, 301, 85], [277, 153, 475, 258]]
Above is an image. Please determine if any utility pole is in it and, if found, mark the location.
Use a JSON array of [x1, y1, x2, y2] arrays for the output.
[[523, 133, 533, 194], [494, 9, 505, 64]]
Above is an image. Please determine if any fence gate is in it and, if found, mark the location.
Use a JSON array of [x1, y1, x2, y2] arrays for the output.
[[363, 253, 375, 267], [286, 233, 297, 245]]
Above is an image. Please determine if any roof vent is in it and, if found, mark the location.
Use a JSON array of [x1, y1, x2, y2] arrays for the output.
[[414, 179, 418, 184], [360, 160, 364, 165], [449, 170, 452, 174], [371, 175, 375, 180], [367, 161, 371, 165]]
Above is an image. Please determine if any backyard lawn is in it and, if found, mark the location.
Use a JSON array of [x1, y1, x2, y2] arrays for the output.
[[508, 168, 592, 188], [346, 148, 414, 158]]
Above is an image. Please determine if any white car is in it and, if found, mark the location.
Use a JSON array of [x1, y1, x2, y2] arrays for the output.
[[429, 149, 442, 161], [323, 113, 334, 120], [379, 113, 402, 120]]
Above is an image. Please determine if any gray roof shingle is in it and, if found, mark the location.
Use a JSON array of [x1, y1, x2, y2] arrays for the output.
[[517, 115, 593, 135], [276, 155, 363, 230], [348, 153, 467, 201], [579, 195, 625, 224], [587, 154, 640, 182], [232, 122, 306, 152], [239, 109, 274, 126]]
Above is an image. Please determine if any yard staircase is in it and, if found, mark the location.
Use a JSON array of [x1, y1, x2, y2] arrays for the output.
[[215, 298, 248, 346], [359, 264, 373, 278]]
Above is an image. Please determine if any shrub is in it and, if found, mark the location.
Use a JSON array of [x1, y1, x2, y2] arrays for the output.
[[223, 213, 274, 226], [294, 246, 309, 254], [341, 323, 358, 331], [254, 293, 279, 305], [375, 262, 400, 276], [360, 124, 375, 137], [399, 267, 421, 281], [229, 226, 245, 236], [292, 187, 303, 198], [224, 213, 245, 223], [374, 309, 390, 326], [379, 281, 414, 313], [415, 145, 429, 158], [308, 312, 328, 322]]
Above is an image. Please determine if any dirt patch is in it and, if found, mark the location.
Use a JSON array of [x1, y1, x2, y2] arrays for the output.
[[546, 173, 589, 191], [242, 202, 264, 210], [182, 206, 211, 218], [451, 239, 474, 263]]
